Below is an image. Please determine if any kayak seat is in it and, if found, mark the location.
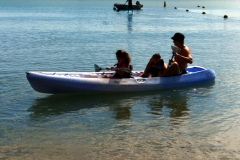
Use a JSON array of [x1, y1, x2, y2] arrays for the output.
[[131, 71, 143, 77]]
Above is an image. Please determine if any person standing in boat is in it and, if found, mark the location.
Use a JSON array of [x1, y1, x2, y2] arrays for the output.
[[126, 0, 133, 13], [160, 33, 193, 77], [103, 50, 132, 78], [139, 53, 167, 78]]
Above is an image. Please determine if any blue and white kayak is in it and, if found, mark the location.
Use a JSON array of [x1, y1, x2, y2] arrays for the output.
[[26, 66, 216, 94]]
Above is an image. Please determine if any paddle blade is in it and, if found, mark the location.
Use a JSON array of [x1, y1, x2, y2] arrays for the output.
[[171, 46, 181, 53], [94, 64, 101, 72]]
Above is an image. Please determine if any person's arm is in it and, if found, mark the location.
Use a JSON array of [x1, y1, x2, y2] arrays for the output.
[[175, 53, 193, 64], [180, 47, 193, 64], [175, 47, 193, 64]]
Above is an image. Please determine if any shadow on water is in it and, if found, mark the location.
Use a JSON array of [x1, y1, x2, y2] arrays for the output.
[[28, 82, 215, 121]]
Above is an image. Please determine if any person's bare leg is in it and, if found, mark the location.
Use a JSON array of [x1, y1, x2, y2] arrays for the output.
[[139, 58, 153, 77], [160, 62, 180, 77]]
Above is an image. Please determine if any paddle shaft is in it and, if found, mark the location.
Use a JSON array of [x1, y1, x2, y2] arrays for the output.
[[94, 64, 131, 73], [168, 53, 175, 67]]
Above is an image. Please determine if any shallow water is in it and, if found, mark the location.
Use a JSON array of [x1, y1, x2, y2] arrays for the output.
[[1, 0, 240, 159]]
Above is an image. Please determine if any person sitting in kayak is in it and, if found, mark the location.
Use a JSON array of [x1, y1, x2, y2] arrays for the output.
[[160, 33, 193, 77], [103, 50, 132, 78], [139, 53, 167, 78]]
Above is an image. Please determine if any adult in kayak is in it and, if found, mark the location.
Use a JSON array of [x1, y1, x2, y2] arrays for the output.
[[139, 53, 167, 78], [103, 50, 132, 78], [160, 33, 193, 77]]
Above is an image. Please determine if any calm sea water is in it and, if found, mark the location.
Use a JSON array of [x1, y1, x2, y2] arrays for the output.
[[1, 0, 240, 159]]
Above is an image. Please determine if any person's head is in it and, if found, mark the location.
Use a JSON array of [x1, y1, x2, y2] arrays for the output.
[[116, 50, 131, 64], [171, 32, 185, 44], [151, 53, 161, 62]]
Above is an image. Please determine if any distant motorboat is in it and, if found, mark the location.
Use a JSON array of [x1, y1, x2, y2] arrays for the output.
[[113, 1, 143, 11]]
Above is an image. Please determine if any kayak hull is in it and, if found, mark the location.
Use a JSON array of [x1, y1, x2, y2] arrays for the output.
[[26, 66, 216, 94]]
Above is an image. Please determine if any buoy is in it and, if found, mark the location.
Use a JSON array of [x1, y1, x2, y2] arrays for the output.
[[202, 6, 205, 8], [164, 1, 166, 7], [224, 15, 228, 18], [174, 7, 177, 9], [186, 9, 189, 12], [202, 12, 206, 14], [197, 5, 200, 7]]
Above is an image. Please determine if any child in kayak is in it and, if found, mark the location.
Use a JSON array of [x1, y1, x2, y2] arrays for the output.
[[139, 53, 167, 78], [103, 50, 132, 78]]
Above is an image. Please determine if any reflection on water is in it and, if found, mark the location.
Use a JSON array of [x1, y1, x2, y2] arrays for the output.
[[28, 93, 104, 119], [2, 83, 223, 160], [113, 105, 132, 120], [28, 82, 214, 123], [148, 92, 189, 126], [28, 92, 136, 121], [127, 14, 133, 32], [148, 94, 189, 117]]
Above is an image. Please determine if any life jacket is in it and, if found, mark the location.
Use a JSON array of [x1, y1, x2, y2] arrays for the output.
[[149, 58, 164, 77], [113, 58, 132, 78]]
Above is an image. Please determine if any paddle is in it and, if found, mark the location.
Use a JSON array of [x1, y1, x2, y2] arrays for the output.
[[168, 46, 181, 67], [94, 64, 131, 73]]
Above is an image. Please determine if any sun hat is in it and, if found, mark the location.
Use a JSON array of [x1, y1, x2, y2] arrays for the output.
[[171, 33, 185, 43]]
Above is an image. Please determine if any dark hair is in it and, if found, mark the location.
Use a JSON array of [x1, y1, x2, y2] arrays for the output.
[[116, 50, 131, 64], [152, 53, 161, 59]]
